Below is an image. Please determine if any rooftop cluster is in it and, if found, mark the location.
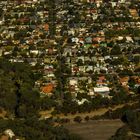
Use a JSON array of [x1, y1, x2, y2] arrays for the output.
[[0, 0, 140, 100]]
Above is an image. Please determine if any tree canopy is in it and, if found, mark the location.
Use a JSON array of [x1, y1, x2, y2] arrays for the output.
[[0, 58, 40, 118]]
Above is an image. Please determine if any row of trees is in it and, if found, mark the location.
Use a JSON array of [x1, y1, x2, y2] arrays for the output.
[[53, 90, 132, 115]]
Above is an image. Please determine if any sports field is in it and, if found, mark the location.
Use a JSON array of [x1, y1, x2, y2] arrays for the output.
[[65, 119, 124, 140]]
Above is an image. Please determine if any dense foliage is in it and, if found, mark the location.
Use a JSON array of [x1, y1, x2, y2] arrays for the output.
[[0, 118, 81, 140], [110, 105, 140, 140], [0, 59, 81, 140], [0, 58, 40, 118]]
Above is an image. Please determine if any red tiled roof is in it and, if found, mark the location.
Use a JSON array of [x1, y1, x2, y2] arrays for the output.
[[44, 24, 49, 31], [41, 84, 54, 93]]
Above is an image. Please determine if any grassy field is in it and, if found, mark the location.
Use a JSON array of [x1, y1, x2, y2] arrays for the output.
[[64, 119, 124, 140]]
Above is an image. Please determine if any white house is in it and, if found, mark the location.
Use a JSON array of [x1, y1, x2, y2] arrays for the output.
[[69, 78, 78, 86], [94, 87, 110, 93], [74, 98, 89, 105], [4, 129, 15, 138], [94, 87, 110, 97]]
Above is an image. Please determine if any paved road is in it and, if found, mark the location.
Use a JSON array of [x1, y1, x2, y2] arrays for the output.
[[65, 119, 124, 140]]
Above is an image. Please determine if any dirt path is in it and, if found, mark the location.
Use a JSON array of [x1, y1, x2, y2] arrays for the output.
[[40, 102, 137, 121], [64, 119, 124, 140]]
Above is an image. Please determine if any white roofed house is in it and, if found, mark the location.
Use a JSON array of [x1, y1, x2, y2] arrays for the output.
[[29, 50, 40, 58], [71, 37, 79, 44], [119, 0, 126, 3], [68, 29, 75, 36], [111, 2, 117, 7], [69, 78, 78, 86], [63, 48, 72, 57], [95, 0, 103, 7], [88, 88, 95, 96], [79, 66, 86, 73], [86, 66, 93, 73], [69, 78, 79, 96], [94, 87, 110, 98], [4, 129, 15, 139], [75, 98, 89, 105], [118, 36, 124, 41], [126, 36, 134, 43]]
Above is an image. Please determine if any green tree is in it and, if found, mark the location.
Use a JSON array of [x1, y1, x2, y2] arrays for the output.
[[0, 59, 40, 118], [110, 45, 122, 55], [74, 116, 82, 123]]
